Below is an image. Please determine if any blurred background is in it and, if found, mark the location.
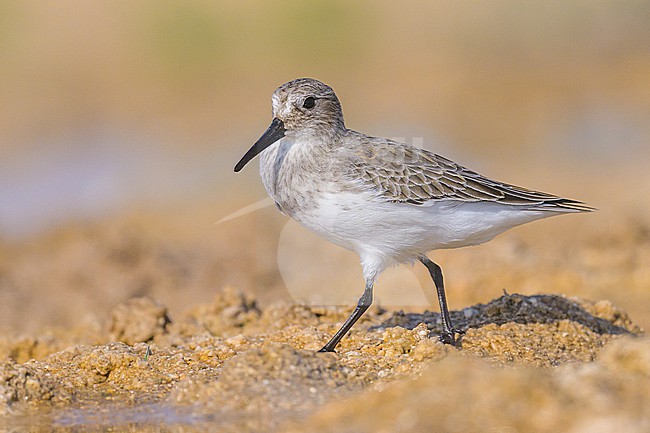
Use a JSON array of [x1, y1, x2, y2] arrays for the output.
[[1, 1, 649, 333]]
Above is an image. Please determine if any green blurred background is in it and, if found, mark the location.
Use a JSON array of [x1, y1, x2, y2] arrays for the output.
[[1, 0, 649, 237]]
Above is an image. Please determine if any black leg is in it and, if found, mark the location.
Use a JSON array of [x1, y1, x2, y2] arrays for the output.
[[319, 282, 373, 352], [419, 256, 461, 345]]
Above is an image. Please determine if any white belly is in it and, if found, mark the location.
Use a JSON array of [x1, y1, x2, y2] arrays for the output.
[[293, 190, 551, 280]]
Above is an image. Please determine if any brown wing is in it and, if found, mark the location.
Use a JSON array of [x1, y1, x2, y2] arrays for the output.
[[351, 139, 593, 212]]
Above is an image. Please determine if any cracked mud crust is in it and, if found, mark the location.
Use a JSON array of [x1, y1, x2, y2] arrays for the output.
[[0, 214, 648, 432], [0, 288, 647, 432]]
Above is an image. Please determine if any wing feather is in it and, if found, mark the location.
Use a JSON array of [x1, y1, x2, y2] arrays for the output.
[[348, 138, 593, 212]]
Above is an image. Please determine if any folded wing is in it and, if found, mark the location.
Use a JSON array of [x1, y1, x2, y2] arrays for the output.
[[351, 139, 593, 212]]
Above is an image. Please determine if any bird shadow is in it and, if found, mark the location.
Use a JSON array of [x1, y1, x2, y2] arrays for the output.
[[376, 292, 638, 343]]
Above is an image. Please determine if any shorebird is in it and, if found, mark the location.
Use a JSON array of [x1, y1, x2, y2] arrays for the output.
[[234, 78, 592, 352]]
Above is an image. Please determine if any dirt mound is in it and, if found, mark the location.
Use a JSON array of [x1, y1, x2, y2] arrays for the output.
[[0, 290, 646, 432]]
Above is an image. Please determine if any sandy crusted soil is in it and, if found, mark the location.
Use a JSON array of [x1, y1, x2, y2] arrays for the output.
[[0, 212, 649, 432]]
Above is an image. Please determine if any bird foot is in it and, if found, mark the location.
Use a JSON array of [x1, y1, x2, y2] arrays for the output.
[[438, 328, 465, 346], [317, 345, 336, 353]]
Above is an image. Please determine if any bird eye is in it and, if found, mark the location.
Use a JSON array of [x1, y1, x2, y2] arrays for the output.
[[302, 97, 316, 109]]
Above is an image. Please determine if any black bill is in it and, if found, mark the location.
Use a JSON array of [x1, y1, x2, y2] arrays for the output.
[[234, 118, 286, 172]]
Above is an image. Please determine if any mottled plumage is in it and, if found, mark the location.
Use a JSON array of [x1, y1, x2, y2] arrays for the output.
[[347, 135, 591, 209], [235, 78, 593, 352]]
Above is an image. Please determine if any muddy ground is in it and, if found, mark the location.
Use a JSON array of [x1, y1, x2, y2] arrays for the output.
[[0, 208, 649, 432]]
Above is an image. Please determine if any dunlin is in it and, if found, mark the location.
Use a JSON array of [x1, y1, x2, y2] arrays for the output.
[[234, 78, 592, 352]]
